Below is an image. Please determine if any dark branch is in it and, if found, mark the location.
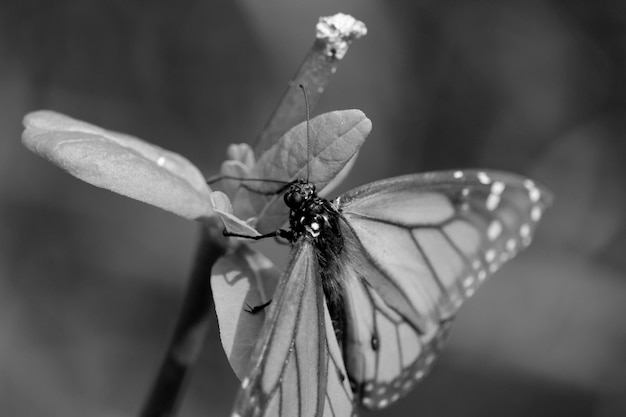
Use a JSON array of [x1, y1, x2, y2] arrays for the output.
[[139, 227, 226, 417]]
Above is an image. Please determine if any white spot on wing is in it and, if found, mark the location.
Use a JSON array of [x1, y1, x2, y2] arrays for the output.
[[485, 248, 496, 263], [524, 179, 541, 203], [241, 377, 250, 389], [491, 181, 505, 195], [425, 353, 435, 366], [486, 194, 501, 211], [487, 220, 503, 240], [454, 171, 464, 179], [520, 223, 532, 246], [484, 178, 505, 212], [157, 156, 166, 167], [529, 188, 541, 203], [463, 276, 474, 288], [477, 172, 491, 184], [520, 223, 530, 238], [506, 238, 517, 252], [531, 206, 542, 221]]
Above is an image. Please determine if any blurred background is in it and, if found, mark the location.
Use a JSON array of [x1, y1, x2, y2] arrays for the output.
[[1, 0, 625, 416]]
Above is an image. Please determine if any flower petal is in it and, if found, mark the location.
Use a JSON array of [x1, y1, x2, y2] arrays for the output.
[[211, 245, 280, 379], [234, 109, 371, 232], [227, 143, 255, 171], [22, 110, 214, 221], [220, 160, 251, 200]]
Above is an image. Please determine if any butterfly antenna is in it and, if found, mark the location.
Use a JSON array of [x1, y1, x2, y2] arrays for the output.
[[299, 84, 311, 183]]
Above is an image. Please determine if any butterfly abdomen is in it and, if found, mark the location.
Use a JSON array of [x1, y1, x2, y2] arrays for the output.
[[285, 181, 349, 348], [304, 198, 347, 344]]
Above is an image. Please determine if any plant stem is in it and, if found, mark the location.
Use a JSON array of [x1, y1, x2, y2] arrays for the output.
[[254, 13, 367, 156], [139, 226, 226, 417], [139, 13, 367, 417]]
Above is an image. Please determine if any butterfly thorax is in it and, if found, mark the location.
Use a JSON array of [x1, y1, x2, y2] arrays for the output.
[[284, 179, 346, 342]]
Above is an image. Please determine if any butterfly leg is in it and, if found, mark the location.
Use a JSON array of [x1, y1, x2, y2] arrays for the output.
[[244, 300, 272, 314], [223, 228, 294, 242]]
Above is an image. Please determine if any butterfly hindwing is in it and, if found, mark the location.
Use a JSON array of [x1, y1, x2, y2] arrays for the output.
[[340, 268, 452, 409], [335, 170, 551, 409], [231, 241, 355, 417]]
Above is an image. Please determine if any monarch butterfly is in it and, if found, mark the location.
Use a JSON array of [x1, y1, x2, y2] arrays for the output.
[[223, 164, 551, 417], [219, 102, 552, 416]]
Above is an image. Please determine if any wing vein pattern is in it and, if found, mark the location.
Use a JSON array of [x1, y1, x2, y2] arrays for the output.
[[231, 241, 355, 417], [337, 170, 551, 410]]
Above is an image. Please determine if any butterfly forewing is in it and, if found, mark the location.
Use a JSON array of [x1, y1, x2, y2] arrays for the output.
[[336, 170, 551, 409], [231, 241, 355, 417]]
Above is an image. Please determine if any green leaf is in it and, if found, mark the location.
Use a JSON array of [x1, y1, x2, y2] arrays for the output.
[[211, 245, 280, 379], [22, 110, 214, 221], [210, 191, 261, 237], [233, 109, 371, 233]]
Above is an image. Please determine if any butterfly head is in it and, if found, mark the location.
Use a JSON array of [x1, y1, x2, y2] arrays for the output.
[[283, 179, 342, 246], [284, 179, 317, 210]]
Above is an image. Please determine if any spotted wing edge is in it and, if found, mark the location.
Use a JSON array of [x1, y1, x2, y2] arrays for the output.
[[338, 170, 552, 208], [334, 169, 552, 410]]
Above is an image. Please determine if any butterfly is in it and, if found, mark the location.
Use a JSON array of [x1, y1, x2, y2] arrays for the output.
[[223, 162, 552, 417]]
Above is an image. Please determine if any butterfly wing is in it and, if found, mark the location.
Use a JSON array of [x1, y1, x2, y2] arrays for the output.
[[335, 170, 552, 409], [231, 240, 355, 417]]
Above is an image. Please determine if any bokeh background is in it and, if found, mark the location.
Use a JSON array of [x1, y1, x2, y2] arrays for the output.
[[1, 0, 625, 416]]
